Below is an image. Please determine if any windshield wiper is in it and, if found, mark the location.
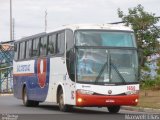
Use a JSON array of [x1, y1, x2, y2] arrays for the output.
[[95, 61, 108, 84], [95, 50, 110, 84], [110, 62, 127, 84], [94, 59, 127, 85], [94, 49, 127, 84]]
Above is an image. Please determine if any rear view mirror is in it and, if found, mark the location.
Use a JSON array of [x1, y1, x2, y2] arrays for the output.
[[14, 44, 17, 51]]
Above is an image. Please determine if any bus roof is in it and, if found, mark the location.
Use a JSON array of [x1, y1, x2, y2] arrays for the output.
[[16, 24, 133, 42], [47, 24, 133, 33]]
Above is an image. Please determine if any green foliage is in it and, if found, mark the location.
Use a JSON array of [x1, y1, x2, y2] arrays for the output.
[[141, 64, 150, 72], [157, 69, 160, 75], [155, 77, 160, 90], [141, 77, 160, 90], [157, 59, 160, 66], [117, 4, 159, 66], [141, 80, 155, 90], [157, 59, 160, 74]]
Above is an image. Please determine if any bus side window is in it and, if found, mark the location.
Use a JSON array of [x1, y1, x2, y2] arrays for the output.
[[32, 38, 40, 57], [66, 29, 75, 81], [40, 36, 47, 56], [48, 34, 56, 55], [14, 43, 19, 61], [26, 40, 32, 59], [66, 49, 75, 81], [66, 29, 74, 51], [19, 42, 26, 60], [57, 32, 65, 55]]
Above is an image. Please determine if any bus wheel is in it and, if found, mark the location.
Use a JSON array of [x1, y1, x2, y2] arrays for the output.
[[23, 87, 31, 106], [23, 87, 39, 107], [33, 101, 39, 107], [58, 89, 72, 112], [107, 106, 120, 113]]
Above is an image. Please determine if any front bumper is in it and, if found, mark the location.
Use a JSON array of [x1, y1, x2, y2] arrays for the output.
[[76, 92, 139, 107]]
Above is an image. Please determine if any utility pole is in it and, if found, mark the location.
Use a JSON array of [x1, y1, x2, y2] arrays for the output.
[[10, 0, 13, 41], [12, 18, 15, 40], [45, 10, 47, 32]]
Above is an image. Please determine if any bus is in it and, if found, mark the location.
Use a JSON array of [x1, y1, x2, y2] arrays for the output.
[[13, 24, 139, 113]]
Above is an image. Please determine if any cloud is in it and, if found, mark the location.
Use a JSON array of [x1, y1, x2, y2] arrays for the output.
[[0, 0, 160, 41]]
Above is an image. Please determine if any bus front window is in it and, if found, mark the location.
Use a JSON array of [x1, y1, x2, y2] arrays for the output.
[[75, 30, 138, 85], [76, 31, 136, 47], [76, 48, 138, 84], [76, 49, 109, 83]]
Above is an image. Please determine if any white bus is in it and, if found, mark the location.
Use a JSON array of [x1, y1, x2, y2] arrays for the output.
[[13, 24, 139, 113]]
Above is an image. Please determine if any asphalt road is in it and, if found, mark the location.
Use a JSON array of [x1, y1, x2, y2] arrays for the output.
[[0, 95, 157, 120]]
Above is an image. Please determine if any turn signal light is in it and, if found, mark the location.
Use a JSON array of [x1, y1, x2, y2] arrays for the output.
[[135, 99, 138, 103], [77, 98, 82, 103]]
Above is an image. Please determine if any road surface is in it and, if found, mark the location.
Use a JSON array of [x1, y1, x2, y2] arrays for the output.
[[0, 95, 157, 120]]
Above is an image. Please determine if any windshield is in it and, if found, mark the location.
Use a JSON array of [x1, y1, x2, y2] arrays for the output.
[[76, 31, 136, 47], [76, 48, 138, 84], [75, 30, 138, 85]]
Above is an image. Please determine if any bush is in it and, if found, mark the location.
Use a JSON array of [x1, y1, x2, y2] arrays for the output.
[[154, 77, 160, 90], [141, 77, 160, 90], [141, 80, 156, 90], [156, 59, 160, 74]]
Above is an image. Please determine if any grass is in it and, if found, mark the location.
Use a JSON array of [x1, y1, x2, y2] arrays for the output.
[[137, 90, 160, 109]]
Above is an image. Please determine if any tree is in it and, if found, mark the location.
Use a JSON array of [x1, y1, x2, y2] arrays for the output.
[[117, 4, 159, 66]]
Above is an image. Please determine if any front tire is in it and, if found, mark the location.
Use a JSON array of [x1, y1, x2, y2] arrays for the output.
[[107, 106, 120, 113], [58, 89, 72, 112]]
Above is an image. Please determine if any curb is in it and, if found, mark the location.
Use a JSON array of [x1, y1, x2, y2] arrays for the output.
[[122, 106, 160, 113], [0, 94, 13, 96]]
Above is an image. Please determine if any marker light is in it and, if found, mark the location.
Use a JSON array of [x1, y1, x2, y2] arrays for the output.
[[77, 98, 82, 103], [135, 99, 138, 103]]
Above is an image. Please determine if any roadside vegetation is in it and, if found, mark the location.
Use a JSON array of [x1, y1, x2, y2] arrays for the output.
[[118, 4, 160, 109], [141, 76, 160, 90], [138, 59, 160, 109]]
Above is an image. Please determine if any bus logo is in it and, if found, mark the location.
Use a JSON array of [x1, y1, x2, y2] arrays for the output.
[[108, 90, 112, 94], [37, 58, 47, 88]]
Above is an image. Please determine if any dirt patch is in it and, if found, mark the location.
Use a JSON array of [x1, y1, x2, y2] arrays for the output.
[[137, 90, 160, 109]]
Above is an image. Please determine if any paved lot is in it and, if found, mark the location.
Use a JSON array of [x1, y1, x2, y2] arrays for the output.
[[0, 95, 158, 120]]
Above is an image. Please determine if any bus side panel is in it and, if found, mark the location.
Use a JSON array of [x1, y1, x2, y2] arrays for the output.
[[63, 79, 76, 105], [13, 75, 36, 99], [13, 76, 23, 99], [33, 58, 50, 102], [45, 57, 66, 102], [45, 57, 76, 105], [13, 59, 50, 102]]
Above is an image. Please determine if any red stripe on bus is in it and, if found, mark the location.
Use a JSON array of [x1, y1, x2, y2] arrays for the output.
[[13, 73, 35, 76], [76, 91, 139, 107]]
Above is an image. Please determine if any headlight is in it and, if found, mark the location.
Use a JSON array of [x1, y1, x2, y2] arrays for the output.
[[135, 99, 138, 103], [125, 90, 139, 95], [77, 89, 94, 95]]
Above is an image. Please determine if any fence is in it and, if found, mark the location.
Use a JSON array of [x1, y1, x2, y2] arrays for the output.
[[0, 41, 14, 93]]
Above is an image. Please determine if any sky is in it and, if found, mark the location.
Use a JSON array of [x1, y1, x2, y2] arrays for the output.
[[0, 0, 160, 42]]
